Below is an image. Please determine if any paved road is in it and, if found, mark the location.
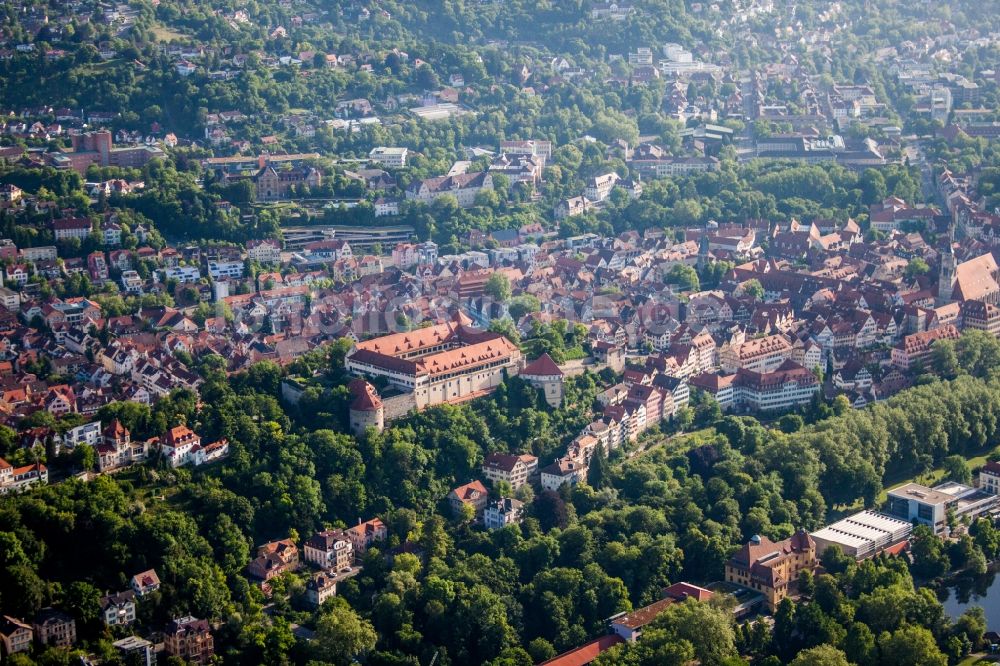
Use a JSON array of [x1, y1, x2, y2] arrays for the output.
[[904, 135, 941, 207]]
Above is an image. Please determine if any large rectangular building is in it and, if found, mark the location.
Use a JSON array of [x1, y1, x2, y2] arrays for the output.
[[345, 313, 522, 410], [732, 359, 820, 412], [405, 172, 493, 208], [811, 510, 912, 560]]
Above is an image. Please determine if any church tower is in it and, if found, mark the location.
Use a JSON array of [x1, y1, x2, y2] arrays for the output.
[[938, 228, 956, 304], [697, 233, 711, 271]]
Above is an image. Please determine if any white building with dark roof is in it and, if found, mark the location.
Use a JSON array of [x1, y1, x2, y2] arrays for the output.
[[483, 497, 525, 530]]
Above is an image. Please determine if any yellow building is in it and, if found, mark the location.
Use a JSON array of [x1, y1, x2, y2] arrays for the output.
[[725, 531, 816, 611]]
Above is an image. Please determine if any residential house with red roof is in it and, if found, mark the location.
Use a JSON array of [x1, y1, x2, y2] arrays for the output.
[[246, 539, 299, 582], [346, 518, 388, 556], [159, 425, 201, 467], [130, 569, 160, 596], [447, 480, 489, 518], [891, 324, 961, 371]]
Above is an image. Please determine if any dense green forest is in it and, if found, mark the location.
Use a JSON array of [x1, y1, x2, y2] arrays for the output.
[[3, 330, 1000, 664]]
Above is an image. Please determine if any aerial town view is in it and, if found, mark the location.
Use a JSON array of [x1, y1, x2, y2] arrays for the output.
[[1, 0, 1000, 664]]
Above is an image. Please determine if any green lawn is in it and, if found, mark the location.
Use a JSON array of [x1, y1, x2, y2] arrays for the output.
[[150, 23, 186, 42], [77, 60, 120, 75], [624, 426, 718, 462], [829, 445, 1000, 519], [877, 448, 998, 504]]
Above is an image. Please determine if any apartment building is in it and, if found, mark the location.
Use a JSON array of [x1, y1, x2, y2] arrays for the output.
[[482, 452, 538, 489]]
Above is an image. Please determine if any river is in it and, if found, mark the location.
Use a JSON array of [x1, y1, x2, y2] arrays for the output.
[[938, 568, 1000, 628]]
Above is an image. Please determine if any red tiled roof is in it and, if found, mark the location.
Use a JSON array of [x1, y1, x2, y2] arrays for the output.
[[450, 480, 488, 501], [883, 540, 909, 556], [348, 379, 383, 411], [540, 635, 624, 666], [353, 314, 472, 356], [663, 582, 714, 602], [611, 597, 675, 630], [521, 352, 563, 377]]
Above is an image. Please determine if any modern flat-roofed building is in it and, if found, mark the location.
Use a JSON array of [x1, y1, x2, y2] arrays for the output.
[[886, 481, 1000, 535], [369, 147, 408, 168], [113, 636, 155, 666], [345, 313, 522, 410], [810, 510, 913, 560]]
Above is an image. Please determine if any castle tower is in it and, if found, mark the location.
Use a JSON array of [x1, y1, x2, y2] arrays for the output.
[[519, 353, 565, 408], [348, 379, 384, 436]]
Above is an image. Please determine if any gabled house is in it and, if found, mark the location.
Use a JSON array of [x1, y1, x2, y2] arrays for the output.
[[346, 518, 387, 556], [159, 425, 201, 467], [100, 590, 137, 626], [448, 480, 489, 518], [0, 616, 32, 655], [482, 452, 538, 489], [130, 569, 160, 597], [246, 539, 299, 582]]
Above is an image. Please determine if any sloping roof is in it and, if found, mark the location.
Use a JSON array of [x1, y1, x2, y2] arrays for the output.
[[663, 582, 714, 602], [450, 480, 488, 501], [521, 352, 563, 377], [734, 359, 817, 391], [954, 252, 1000, 301], [540, 634, 624, 666], [611, 597, 675, 630], [483, 452, 524, 473], [983, 460, 1000, 476], [353, 313, 472, 356], [348, 379, 382, 411]]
